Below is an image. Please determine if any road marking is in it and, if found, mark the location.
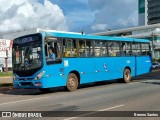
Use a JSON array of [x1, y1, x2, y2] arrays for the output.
[[98, 104, 125, 111], [0, 96, 50, 106], [64, 104, 125, 120]]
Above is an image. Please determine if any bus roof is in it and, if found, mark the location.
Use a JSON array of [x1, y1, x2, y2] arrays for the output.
[[44, 31, 150, 43]]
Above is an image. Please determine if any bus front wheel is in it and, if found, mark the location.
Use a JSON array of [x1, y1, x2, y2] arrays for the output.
[[123, 69, 131, 83], [66, 73, 79, 92]]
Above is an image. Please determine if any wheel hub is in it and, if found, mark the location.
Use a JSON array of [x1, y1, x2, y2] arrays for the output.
[[69, 78, 76, 88]]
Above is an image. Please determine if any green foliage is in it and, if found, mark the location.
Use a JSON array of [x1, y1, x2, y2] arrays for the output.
[[152, 58, 157, 62], [157, 59, 160, 63], [152, 58, 160, 63], [0, 71, 12, 77]]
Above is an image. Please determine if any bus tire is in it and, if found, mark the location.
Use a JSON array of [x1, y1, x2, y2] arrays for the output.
[[66, 73, 79, 92], [123, 69, 131, 83]]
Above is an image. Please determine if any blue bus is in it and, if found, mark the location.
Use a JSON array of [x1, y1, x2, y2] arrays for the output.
[[12, 31, 152, 92]]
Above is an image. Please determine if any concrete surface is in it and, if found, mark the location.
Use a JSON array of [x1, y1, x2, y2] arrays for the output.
[[0, 77, 12, 84], [0, 77, 13, 91]]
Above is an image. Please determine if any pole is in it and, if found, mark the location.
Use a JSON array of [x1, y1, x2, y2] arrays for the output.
[[152, 34, 155, 59], [5, 58, 8, 73], [5, 49, 8, 73]]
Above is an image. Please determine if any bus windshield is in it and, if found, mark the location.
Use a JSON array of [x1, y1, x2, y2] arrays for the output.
[[12, 34, 43, 73]]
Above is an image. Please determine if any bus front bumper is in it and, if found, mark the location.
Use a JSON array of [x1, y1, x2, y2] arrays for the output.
[[13, 78, 47, 89]]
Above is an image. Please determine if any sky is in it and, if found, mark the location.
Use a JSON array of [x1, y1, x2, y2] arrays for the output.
[[0, 0, 138, 34]]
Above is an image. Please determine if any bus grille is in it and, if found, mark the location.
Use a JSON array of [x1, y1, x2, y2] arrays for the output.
[[19, 78, 34, 80], [20, 82, 33, 86]]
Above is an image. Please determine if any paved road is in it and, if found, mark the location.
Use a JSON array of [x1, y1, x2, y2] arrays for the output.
[[0, 70, 160, 120]]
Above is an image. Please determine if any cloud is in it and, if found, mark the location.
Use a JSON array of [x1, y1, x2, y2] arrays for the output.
[[91, 24, 108, 31], [51, 0, 94, 33], [0, 0, 68, 33], [115, 10, 138, 28], [88, 0, 138, 32]]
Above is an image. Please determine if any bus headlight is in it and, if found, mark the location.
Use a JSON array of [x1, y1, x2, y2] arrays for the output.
[[35, 71, 45, 80]]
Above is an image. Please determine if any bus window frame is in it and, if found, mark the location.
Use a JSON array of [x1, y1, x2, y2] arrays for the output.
[[46, 37, 152, 60], [141, 42, 151, 56], [107, 41, 121, 57], [45, 37, 63, 65], [120, 41, 132, 56], [63, 38, 79, 58]]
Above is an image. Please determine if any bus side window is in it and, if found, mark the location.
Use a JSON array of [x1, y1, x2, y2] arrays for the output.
[[101, 41, 108, 57], [142, 43, 150, 55], [45, 38, 63, 64], [86, 41, 94, 57], [56, 42, 62, 59], [63, 39, 77, 57], [108, 42, 120, 56], [132, 43, 137, 55], [108, 42, 113, 56], [121, 42, 126, 56], [121, 42, 131, 56], [94, 41, 108, 57], [137, 43, 142, 55], [132, 43, 141, 56], [126, 43, 132, 56], [94, 41, 101, 57], [46, 41, 56, 59], [77, 40, 86, 57]]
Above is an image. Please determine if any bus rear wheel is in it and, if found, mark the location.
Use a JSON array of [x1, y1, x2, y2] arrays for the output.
[[66, 73, 79, 92], [123, 69, 131, 83]]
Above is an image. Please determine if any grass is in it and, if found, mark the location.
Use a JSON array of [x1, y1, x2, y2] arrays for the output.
[[0, 71, 13, 77]]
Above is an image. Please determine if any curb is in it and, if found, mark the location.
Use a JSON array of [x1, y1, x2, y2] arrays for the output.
[[0, 77, 13, 85], [0, 76, 12, 78], [0, 86, 14, 91]]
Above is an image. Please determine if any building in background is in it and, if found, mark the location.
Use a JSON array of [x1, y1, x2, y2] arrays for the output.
[[138, 0, 147, 26], [138, 0, 160, 26], [147, 0, 160, 25], [0, 39, 13, 71]]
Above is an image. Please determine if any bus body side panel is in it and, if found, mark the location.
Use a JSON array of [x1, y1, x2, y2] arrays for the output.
[[94, 57, 136, 81], [73, 57, 136, 83], [94, 57, 122, 81], [64, 57, 137, 84], [14, 56, 151, 89], [135, 56, 152, 76], [43, 63, 66, 88], [119, 57, 136, 77], [41, 58, 99, 88], [64, 58, 97, 84]]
